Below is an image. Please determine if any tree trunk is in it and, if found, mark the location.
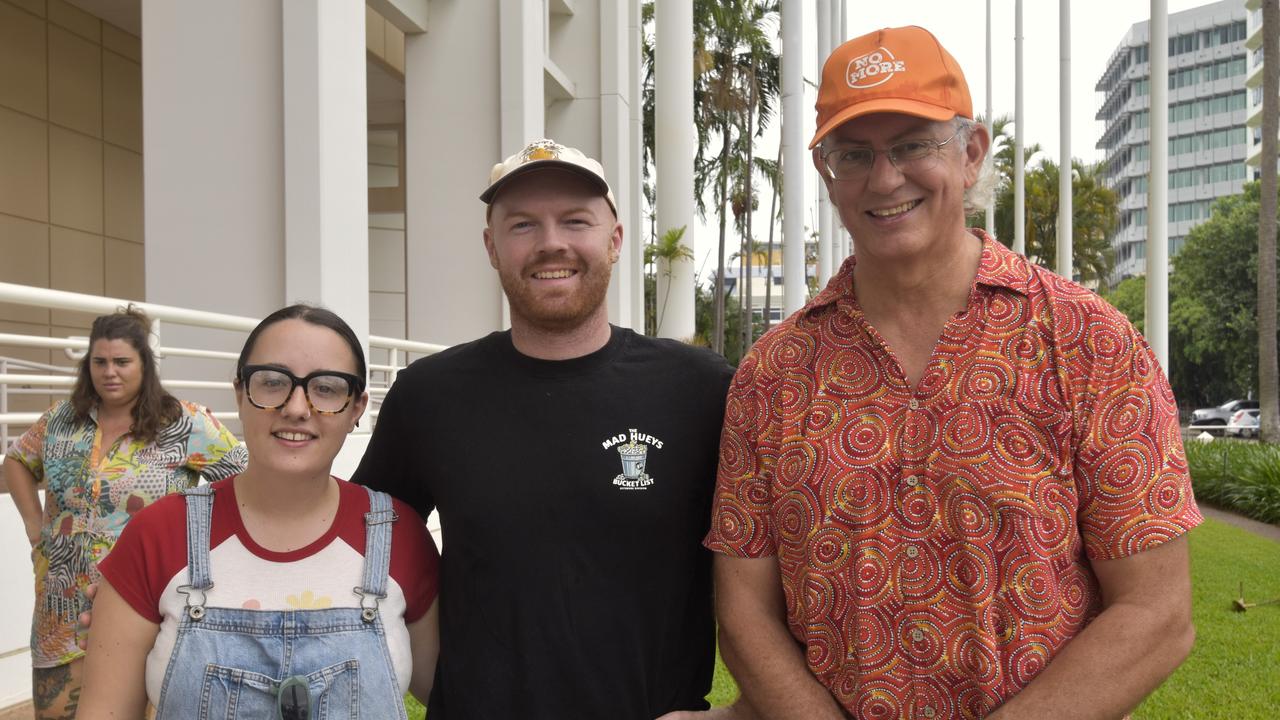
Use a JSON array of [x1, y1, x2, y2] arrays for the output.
[[1260, 0, 1280, 442], [764, 144, 780, 330], [742, 61, 758, 353], [714, 120, 732, 355]]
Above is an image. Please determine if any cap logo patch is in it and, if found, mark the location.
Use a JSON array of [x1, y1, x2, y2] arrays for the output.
[[847, 47, 906, 89], [522, 140, 562, 163]]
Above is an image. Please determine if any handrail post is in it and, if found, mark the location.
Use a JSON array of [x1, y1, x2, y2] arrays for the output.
[[1, 357, 8, 451], [151, 318, 163, 367]]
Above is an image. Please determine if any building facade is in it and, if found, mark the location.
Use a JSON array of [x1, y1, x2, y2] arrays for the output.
[[0, 0, 647, 379], [0, 0, 649, 706], [1096, 0, 1250, 284]]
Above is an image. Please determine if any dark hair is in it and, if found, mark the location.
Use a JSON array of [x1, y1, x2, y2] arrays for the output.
[[235, 304, 367, 394], [71, 305, 182, 443]]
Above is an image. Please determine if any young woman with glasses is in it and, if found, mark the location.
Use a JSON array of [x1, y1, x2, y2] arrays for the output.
[[78, 305, 440, 719]]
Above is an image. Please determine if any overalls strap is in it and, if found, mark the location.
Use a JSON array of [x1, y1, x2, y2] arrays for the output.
[[178, 484, 215, 619], [354, 487, 397, 622]]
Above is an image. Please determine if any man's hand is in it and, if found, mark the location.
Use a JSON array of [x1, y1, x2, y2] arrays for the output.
[[715, 555, 849, 720], [655, 700, 757, 720]]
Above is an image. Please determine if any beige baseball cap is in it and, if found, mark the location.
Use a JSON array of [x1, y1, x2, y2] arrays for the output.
[[479, 139, 617, 214]]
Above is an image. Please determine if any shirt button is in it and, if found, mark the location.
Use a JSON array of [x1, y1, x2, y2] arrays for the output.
[[923, 707, 936, 719], [905, 545, 920, 558], [911, 628, 925, 642], [908, 399, 920, 410], [905, 475, 920, 487]]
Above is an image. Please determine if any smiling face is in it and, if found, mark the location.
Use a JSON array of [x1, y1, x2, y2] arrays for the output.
[[816, 113, 987, 267], [483, 169, 622, 335], [89, 338, 144, 411], [235, 318, 367, 482]]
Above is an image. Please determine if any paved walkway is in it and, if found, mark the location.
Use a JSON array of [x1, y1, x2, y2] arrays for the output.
[[0, 702, 29, 720], [1200, 504, 1280, 544]]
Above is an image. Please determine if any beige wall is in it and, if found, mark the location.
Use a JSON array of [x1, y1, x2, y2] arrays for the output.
[[0, 0, 143, 412]]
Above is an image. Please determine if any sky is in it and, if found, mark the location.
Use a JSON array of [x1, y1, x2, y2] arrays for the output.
[[688, 0, 1225, 279]]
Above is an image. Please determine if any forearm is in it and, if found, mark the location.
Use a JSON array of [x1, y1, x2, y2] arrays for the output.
[[990, 597, 1194, 719], [78, 580, 156, 719], [715, 555, 847, 720], [719, 617, 846, 719], [3, 457, 44, 542]]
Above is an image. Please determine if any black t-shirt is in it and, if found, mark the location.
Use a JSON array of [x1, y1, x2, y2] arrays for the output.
[[353, 326, 734, 719]]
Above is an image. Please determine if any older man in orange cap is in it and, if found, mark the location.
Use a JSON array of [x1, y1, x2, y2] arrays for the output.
[[707, 26, 1199, 719]]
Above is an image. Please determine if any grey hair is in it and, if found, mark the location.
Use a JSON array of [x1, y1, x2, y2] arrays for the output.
[[953, 116, 998, 214]]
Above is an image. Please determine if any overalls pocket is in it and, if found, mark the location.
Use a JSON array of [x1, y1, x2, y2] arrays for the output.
[[198, 660, 361, 720]]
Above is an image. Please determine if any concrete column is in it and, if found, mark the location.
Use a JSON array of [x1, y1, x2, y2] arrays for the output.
[[1013, 0, 1025, 255], [283, 0, 370, 345], [781, 0, 807, 314], [985, 0, 995, 236], [654, 0, 695, 339], [1146, 0, 1169, 369], [829, 0, 844, 266], [629, 0, 645, 330], [499, 0, 544, 155], [815, 0, 833, 285], [601, 0, 635, 329], [499, 0, 545, 330], [143, 0, 284, 319], [404, 0, 504, 345], [142, 0, 285, 408], [1057, 0, 1073, 279]]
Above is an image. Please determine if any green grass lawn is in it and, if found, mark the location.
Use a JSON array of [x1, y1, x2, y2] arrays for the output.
[[408, 518, 1278, 718], [1133, 517, 1280, 719]]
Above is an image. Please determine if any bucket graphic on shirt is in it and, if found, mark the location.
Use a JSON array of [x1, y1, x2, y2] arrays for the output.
[[614, 441, 653, 490]]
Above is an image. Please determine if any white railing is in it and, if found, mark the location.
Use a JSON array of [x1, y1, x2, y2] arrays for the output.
[[0, 281, 448, 447], [0, 281, 449, 707]]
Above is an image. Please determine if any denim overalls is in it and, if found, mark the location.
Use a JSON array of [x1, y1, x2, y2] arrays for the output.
[[153, 484, 408, 719]]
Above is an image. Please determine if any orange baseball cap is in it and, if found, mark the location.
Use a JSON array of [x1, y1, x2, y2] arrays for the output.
[[810, 26, 972, 149]]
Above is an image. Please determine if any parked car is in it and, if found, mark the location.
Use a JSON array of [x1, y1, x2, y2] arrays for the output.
[[1225, 409, 1261, 438], [1191, 399, 1259, 427]]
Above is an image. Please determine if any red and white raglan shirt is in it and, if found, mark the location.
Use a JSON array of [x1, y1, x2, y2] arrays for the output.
[[98, 477, 439, 704]]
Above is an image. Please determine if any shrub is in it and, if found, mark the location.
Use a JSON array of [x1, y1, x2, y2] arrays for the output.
[[1186, 441, 1280, 525]]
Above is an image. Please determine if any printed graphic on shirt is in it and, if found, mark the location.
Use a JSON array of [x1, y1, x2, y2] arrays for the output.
[[600, 428, 665, 490]]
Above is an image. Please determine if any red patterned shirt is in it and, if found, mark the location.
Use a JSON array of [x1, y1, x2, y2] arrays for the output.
[[705, 232, 1201, 719]]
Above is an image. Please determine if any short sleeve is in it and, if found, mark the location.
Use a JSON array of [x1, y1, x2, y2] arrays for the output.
[[353, 376, 434, 518], [704, 346, 778, 557], [7, 404, 55, 481], [181, 402, 248, 481], [1069, 306, 1202, 561], [389, 497, 440, 623], [98, 494, 188, 624]]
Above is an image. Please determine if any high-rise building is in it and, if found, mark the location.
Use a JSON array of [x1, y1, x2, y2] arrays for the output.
[[1245, 0, 1269, 167], [1096, 0, 1250, 284]]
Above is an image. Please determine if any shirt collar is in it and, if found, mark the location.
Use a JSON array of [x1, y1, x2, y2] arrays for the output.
[[803, 229, 1034, 318]]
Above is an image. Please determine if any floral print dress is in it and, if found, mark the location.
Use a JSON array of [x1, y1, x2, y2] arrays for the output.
[[8, 399, 247, 667]]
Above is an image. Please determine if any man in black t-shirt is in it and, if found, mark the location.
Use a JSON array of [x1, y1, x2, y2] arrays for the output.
[[353, 140, 748, 720]]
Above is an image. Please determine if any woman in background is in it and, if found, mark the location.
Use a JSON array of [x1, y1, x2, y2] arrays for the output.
[[80, 304, 439, 719], [3, 306, 247, 719]]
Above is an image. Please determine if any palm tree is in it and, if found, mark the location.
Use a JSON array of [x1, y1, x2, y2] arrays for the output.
[[1259, 0, 1279, 442], [645, 226, 694, 336], [994, 157, 1117, 284], [692, 0, 780, 355]]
